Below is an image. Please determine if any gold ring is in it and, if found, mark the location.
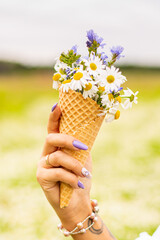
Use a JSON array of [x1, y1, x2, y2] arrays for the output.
[[45, 154, 50, 165]]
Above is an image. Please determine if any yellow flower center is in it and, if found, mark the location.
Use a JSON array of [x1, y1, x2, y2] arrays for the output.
[[130, 94, 134, 102], [115, 110, 120, 120], [73, 72, 83, 80], [98, 86, 105, 92], [90, 63, 97, 71], [74, 67, 79, 71], [53, 73, 61, 81], [116, 96, 121, 103], [108, 93, 114, 101], [84, 83, 92, 91], [106, 75, 115, 83], [62, 79, 72, 84]]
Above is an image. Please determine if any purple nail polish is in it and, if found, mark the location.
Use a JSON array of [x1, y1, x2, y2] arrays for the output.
[[51, 103, 58, 112], [81, 167, 92, 179], [72, 140, 88, 150], [78, 180, 85, 189]]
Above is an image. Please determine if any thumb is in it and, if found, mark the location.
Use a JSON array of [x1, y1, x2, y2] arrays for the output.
[[47, 103, 62, 134]]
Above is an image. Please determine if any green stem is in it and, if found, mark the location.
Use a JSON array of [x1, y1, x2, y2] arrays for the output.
[[121, 96, 131, 99]]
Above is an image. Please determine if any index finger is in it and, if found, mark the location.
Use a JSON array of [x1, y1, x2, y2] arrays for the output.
[[47, 103, 61, 134]]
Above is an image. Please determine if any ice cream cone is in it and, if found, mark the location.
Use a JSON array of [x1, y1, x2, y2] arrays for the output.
[[59, 88, 105, 208]]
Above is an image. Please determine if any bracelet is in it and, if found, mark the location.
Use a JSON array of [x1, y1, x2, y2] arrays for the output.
[[57, 199, 99, 237]]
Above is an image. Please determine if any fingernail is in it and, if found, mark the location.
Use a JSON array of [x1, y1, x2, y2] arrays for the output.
[[72, 140, 88, 150], [78, 180, 85, 189], [51, 103, 58, 112], [81, 167, 92, 179]]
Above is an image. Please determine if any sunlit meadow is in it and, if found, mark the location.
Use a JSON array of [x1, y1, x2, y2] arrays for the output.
[[0, 69, 160, 240]]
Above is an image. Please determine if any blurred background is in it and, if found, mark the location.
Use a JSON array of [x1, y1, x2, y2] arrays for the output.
[[0, 0, 160, 239]]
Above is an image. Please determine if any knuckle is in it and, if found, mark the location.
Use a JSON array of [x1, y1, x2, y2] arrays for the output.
[[72, 160, 81, 173], [36, 168, 48, 183], [71, 175, 78, 188], [54, 169, 61, 179], [36, 169, 43, 183], [46, 133, 53, 144], [52, 150, 61, 163], [67, 135, 75, 144], [61, 134, 73, 147]]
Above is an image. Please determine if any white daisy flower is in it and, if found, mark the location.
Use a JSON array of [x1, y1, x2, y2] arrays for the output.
[[52, 72, 62, 90], [60, 79, 72, 93], [97, 100, 119, 117], [84, 54, 104, 77], [105, 108, 120, 123], [83, 81, 98, 99], [100, 66, 127, 91], [70, 69, 91, 91], [101, 94, 112, 109], [121, 88, 139, 109], [54, 59, 68, 72], [101, 92, 118, 108], [53, 61, 67, 90]]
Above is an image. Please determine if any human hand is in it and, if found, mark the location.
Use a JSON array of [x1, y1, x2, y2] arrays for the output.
[[36, 103, 92, 230]]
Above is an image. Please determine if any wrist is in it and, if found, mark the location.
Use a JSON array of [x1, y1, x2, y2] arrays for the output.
[[58, 198, 92, 231], [57, 199, 101, 238]]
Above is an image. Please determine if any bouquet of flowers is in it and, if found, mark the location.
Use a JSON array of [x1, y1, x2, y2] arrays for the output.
[[52, 30, 138, 208]]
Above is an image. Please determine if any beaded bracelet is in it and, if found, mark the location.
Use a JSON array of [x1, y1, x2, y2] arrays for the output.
[[57, 199, 99, 237]]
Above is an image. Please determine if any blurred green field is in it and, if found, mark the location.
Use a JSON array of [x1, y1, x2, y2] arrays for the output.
[[0, 70, 160, 240]]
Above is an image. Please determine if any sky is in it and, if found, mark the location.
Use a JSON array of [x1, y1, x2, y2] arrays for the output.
[[0, 0, 160, 66]]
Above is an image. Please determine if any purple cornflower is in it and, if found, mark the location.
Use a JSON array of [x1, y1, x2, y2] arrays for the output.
[[95, 36, 106, 48], [110, 46, 124, 60], [87, 29, 95, 42], [71, 45, 78, 54], [86, 29, 106, 49], [65, 68, 71, 75], [86, 41, 92, 48]]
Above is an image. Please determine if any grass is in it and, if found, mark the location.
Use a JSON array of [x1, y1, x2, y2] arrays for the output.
[[0, 70, 160, 240]]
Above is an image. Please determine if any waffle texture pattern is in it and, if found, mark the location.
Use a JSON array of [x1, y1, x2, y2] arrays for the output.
[[59, 89, 105, 208]]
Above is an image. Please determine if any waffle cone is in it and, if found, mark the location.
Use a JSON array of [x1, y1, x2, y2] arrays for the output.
[[59, 89, 105, 208]]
